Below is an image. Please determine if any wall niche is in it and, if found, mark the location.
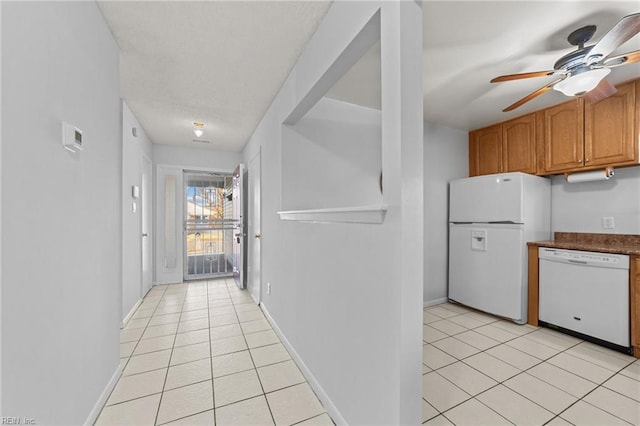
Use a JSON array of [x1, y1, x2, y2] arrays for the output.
[[278, 12, 384, 224]]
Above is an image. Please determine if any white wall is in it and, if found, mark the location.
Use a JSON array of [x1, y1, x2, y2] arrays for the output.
[[1, 2, 121, 423], [153, 146, 241, 284], [423, 123, 468, 306], [551, 165, 640, 234], [122, 102, 153, 321], [0, 2, 4, 414], [153, 144, 241, 172], [242, 2, 423, 424], [282, 97, 381, 210]]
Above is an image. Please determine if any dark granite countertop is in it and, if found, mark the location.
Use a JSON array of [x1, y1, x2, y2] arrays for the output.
[[527, 232, 640, 256]]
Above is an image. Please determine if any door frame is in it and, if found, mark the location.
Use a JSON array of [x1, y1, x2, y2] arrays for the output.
[[155, 164, 235, 285], [182, 168, 235, 281], [248, 149, 262, 303], [141, 154, 153, 296]]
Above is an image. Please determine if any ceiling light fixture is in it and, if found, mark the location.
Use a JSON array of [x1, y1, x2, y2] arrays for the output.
[[553, 66, 611, 97], [193, 121, 205, 138]]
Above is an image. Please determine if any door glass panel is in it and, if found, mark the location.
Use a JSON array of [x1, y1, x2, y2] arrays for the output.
[[184, 171, 234, 280]]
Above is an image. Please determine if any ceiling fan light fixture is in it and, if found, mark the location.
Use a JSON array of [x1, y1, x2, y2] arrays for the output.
[[553, 67, 611, 97]]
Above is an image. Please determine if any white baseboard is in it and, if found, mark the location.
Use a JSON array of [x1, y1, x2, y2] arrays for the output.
[[424, 297, 448, 308], [121, 298, 143, 329], [84, 362, 123, 426], [260, 304, 346, 426]]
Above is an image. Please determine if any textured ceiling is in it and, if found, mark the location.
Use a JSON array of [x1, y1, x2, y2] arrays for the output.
[[97, 0, 331, 152], [98, 1, 640, 151]]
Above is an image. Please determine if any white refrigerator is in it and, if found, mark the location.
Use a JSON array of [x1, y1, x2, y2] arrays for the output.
[[448, 172, 550, 324]]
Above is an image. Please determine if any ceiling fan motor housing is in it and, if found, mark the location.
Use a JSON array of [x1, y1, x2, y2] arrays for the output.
[[554, 46, 594, 71], [553, 25, 599, 71], [567, 25, 597, 47]]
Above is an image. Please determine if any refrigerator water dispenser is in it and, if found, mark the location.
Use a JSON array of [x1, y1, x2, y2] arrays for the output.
[[471, 230, 487, 251]]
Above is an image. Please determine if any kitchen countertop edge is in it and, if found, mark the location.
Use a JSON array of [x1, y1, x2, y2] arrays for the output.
[[527, 240, 640, 256]]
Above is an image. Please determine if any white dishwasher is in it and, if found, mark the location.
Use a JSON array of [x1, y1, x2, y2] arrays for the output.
[[538, 247, 630, 348]]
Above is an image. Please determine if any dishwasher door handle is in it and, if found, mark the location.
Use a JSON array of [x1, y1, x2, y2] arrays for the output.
[[567, 259, 588, 265]]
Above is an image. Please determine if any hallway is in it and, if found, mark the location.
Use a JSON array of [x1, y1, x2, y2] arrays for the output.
[[97, 279, 332, 425]]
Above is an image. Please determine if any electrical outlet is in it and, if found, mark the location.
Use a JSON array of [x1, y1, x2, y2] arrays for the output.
[[267, 282, 271, 295], [602, 216, 615, 229]]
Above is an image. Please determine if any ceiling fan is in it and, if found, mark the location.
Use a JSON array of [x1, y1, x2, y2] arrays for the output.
[[491, 12, 640, 112]]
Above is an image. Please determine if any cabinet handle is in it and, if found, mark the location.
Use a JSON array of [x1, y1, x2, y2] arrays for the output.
[[585, 158, 590, 163], [577, 160, 582, 163]]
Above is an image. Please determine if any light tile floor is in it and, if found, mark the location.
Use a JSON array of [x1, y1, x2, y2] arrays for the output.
[[422, 302, 640, 425], [98, 282, 640, 425], [96, 278, 333, 425]]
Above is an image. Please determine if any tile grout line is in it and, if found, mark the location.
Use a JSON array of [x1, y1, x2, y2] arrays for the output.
[[209, 278, 222, 423], [153, 284, 189, 426], [426, 304, 572, 419], [94, 285, 169, 423], [121, 285, 168, 371], [424, 303, 639, 426], [549, 358, 638, 425], [207, 278, 235, 423], [439, 395, 517, 426], [232, 277, 280, 425], [152, 280, 213, 425]]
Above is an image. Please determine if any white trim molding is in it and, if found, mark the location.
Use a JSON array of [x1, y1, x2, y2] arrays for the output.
[[277, 205, 387, 224], [424, 297, 448, 308], [260, 304, 346, 426], [121, 298, 143, 329], [84, 362, 123, 426]]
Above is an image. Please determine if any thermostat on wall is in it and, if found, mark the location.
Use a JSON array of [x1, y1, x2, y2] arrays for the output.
[[62, 122, 83, 152]]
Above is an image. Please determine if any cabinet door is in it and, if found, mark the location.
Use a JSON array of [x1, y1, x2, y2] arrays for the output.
[[502, 113, 536, 174], [585, 80, 637, 167], [469, 124, 502, 176], [541, 99, 584, 174]]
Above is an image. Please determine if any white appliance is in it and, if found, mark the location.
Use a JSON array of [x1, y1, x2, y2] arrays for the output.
[[539, 248, 629, 347], [448, 173, 550, 323]]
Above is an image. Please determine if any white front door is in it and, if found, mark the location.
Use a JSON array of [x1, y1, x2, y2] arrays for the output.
[[141, 155, 153, 295], [248, 151, 261, 303]]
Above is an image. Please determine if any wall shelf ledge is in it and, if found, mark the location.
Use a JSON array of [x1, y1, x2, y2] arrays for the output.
[[277, 205, 387, 224]]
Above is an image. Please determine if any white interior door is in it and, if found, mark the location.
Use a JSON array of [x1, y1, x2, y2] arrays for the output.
[[248, 151, 261, 303], [141, 156, 153, 295]]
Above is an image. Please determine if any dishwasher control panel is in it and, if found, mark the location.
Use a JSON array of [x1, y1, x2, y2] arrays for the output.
[[539, 248, 629, 269]]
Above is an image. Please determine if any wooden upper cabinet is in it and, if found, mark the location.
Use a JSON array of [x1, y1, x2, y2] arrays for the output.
[[502, 113, 537, 174], [469, 124, 502, 176], [540, 99, 584, 173], [585, 80, 638, 167], [469, 77, 640, 177]]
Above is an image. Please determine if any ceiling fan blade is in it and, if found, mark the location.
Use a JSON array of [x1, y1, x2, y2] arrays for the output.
[[603, 49, 640, 67], [502, 78, 564, 112], [491, 71, 555, 83], [586, 13, 640, 63], [583, 79, 617, 104]]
